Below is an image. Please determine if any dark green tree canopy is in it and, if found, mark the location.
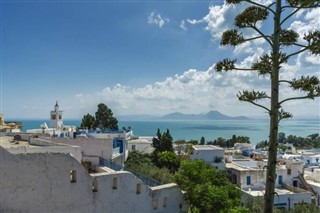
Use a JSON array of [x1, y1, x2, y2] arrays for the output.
[[156, 151, 181, 174], [80, 113, 95, 129], [175, 160, 242, 213], [94, 103, 118, 130], [152, 128, 174, 153]]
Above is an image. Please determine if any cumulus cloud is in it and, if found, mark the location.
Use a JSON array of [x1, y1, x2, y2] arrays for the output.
[[147, 10, 169, 28], [73, 59, 318, 119], [75, 67, 262, 115], [72, 2, 319, 119]]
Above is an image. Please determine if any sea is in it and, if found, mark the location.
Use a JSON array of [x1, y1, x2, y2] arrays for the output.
[[17, 119, 320, 144]]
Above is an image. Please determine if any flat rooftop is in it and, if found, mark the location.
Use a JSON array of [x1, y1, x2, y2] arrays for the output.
[[244, 188, 296, 196], [193, 145, 224, 150], [0, 136, 38, 149]]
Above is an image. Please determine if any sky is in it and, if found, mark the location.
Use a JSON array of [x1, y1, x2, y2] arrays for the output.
[[1, 0, 319, 119]]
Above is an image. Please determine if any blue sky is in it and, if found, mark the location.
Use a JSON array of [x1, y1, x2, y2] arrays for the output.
[[1, 0, 319, 119]]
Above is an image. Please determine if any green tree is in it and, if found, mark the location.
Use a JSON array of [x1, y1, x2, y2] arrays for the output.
[[80, 113, 95, 129], [215, 1, 320, 212], [278, 132, 286, 144], [236, 136, 250, 144], [200, 136, 206, 145], [152, 129, 174, 153], [125, 151, 174, 184], [156, 151, 181, 173], [175, 160, 241, 213], [93, 103, 118, 130]]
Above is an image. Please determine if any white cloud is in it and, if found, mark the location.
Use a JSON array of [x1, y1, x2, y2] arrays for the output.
[[147, 10, 169, 28], [70, 2, 320, 119], [71, 54, 319, 119], [179, 20, 187, 31], [289, 7, 320, 42]]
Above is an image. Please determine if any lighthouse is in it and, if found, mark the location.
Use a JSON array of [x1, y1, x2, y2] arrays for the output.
[[50, 101, 63, 129]]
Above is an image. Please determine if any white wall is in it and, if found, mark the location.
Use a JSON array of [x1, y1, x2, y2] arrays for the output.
[[191, 146, 225, 166], [128, 141, 154, 154], [0, 147, 187, 213], [42, 137, 117, 163], [241, 189, 311, 210]]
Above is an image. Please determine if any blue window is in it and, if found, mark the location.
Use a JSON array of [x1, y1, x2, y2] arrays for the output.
[[278, 175, 283, 184], [113, 139, 124, 153], [246, 176, 251, 185]]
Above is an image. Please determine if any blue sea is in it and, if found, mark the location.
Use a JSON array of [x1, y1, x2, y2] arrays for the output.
[[17, 119, 320, 144]]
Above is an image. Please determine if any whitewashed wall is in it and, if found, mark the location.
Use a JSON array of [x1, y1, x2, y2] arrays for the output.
[[0, 147, 187, 213]]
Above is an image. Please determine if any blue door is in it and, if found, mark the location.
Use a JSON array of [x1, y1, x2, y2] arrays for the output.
[[246, 176, 251, 185]]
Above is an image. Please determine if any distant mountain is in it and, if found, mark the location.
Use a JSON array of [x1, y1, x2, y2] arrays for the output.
[[161, 111, 249, 120]]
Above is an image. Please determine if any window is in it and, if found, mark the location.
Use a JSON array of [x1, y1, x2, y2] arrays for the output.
[[51, 115, 56, 120], [92, 179, 98, 192], [136, 183, 141, 194], [132, 145, 136, 151], [287, 168, 292, 175], [163, 197, 168, 208], [278, 175, 283, 185], [153, 199, 158, 209], [246, 176, 251, 185], [113, 177, 118, 189], [70, 170, 77, 183]]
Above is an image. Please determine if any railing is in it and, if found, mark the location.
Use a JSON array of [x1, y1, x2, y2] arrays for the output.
[[125, 169, 162, 187], [99, 158, 123, 171], [99, 157, 162, 187], [298, 174, 317, 196]]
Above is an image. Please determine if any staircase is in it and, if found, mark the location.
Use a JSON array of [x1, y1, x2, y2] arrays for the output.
[[298, 174, 317, 196]]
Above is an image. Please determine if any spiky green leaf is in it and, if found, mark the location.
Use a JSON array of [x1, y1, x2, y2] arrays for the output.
[[287, 0, 320, 7], [215, 59, 236, 72], [278, 109, 293, 121], [291, 76, 320, 98], [304, 31, 320, 55], [252, 54, 272, 75], [235, 6, 269, 28], [221, 29, 245, 46], [280, 29, 299, 46], [237, 90, 269, 102], [226, 0, 243, 5]]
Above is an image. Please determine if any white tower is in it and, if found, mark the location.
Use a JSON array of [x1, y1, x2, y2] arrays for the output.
[[50, 101, 63, 129]]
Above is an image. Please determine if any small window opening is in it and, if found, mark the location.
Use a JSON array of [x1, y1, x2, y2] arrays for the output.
[[92, 178, 98, 192], [153, 198, 158, 209], [113, 177, 118, 189], [136, 183, 141, 194], [287, 168, 292, 175], [70, 170, 77, 183], [163, 197, 168, 208]]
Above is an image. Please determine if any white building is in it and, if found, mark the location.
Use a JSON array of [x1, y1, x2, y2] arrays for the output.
[[190, 145, 225, 169], [303, 167, 320, 205], [50, 101, 63, 129], [226, 159, 312, 209], [40, 132, 128, 167], [27, 101, 76, 137], [128, 137, 154, 154], [0, 135, 187, 213]]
